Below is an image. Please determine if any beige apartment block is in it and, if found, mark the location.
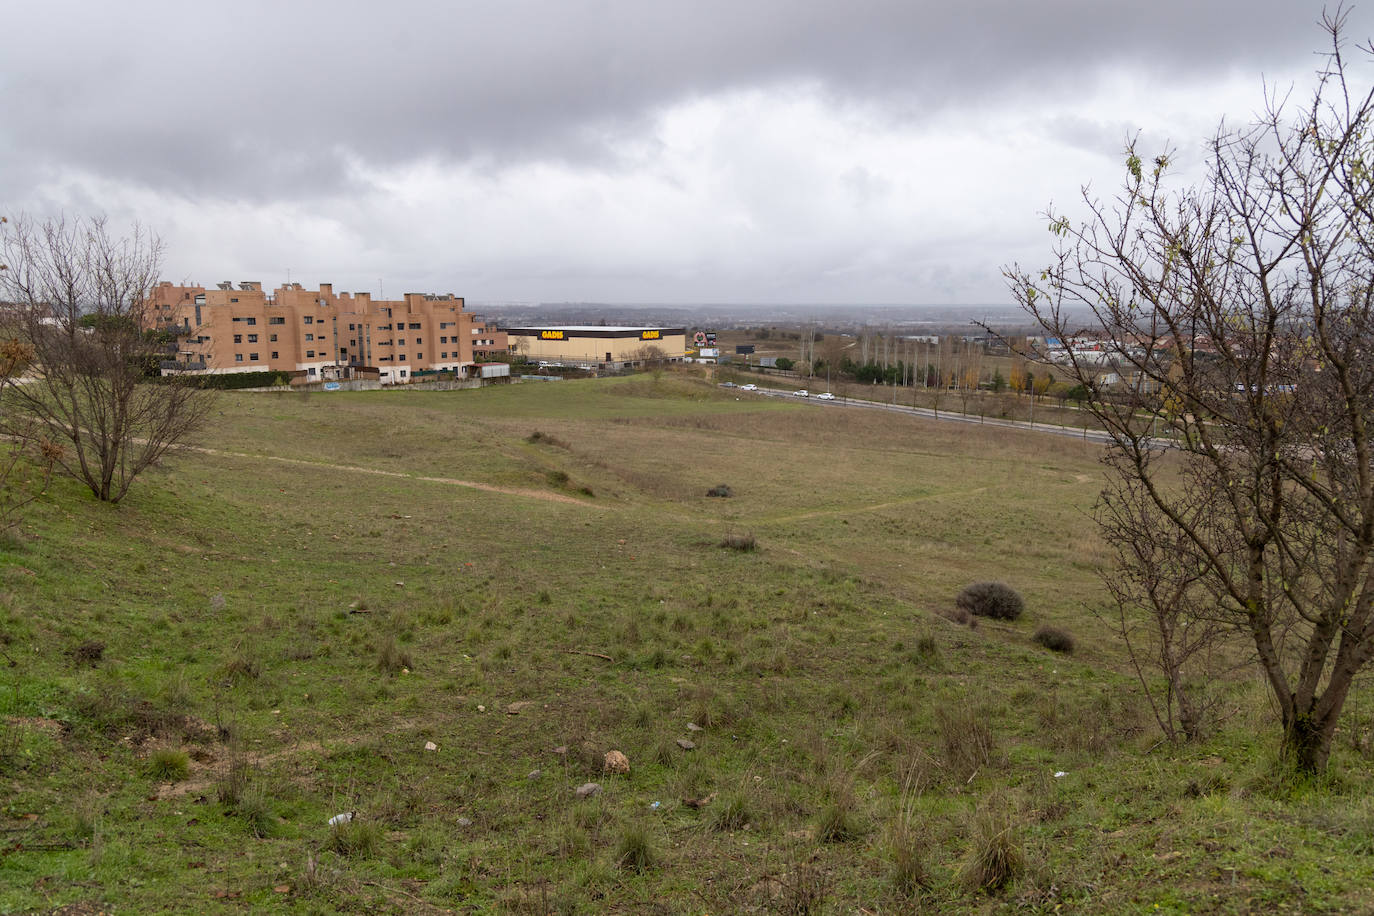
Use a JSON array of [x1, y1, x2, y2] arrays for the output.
[[148, 281, 504, 384]]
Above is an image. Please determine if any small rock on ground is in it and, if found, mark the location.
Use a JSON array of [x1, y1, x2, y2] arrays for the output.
[[603, 750, 630, 774], [575, 783, 602, 799], [676, 738, 697, 751]]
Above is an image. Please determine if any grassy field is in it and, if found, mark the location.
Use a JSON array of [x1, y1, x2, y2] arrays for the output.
[[2, 372, 1373, 914]]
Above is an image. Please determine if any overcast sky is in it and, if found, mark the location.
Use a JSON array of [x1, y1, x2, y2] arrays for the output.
[[1, 1, 1363, 305]]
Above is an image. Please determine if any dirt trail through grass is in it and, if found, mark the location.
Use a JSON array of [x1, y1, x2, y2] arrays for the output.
[[185, 444, 591, 505], [763, 486, 990, 524]]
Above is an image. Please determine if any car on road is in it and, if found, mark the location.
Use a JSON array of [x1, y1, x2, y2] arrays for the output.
[[794, 389, 810, 397], [740, 383, 758, 391], [816, 392, 836, 400], [719, 381, 736, 388]]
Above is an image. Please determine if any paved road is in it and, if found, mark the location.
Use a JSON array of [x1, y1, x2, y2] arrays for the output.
[[738, 385, 1120, 446]]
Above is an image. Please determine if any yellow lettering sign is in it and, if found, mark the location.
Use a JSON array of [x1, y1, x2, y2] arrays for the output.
[[541, 330, 565, 340], [641, 330, 660, 340]]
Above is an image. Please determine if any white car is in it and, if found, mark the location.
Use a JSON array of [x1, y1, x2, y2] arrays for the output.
[[741, 383, 758, 391], [794, 389, 810, 397], [816, 392, 836, 400]]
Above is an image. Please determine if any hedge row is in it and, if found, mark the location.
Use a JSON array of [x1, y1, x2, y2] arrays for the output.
[[187, 371, 291, 390]]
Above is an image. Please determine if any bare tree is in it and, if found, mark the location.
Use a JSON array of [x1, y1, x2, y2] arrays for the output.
[[1005, 10, 1374, 773], [0, 214, 209, 503]]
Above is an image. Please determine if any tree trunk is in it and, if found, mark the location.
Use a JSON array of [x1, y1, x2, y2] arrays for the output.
[[1281, 709, 1337, 775]]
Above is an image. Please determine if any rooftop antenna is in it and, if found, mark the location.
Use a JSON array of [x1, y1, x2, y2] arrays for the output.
[[379, 279, 384, 300]]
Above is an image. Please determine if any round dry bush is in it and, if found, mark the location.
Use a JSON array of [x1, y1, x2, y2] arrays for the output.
[[956, 582, 1025, 621], [1032, 625, 1075, 654]]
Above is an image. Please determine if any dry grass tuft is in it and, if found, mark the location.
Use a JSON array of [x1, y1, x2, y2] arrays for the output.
[[719, 531, 756, 552], [958, 800, 1026, 893]]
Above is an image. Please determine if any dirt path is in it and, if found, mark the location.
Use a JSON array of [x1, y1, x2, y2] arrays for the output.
[[185, 445, 591, 506], [763, 486, 990, 524]]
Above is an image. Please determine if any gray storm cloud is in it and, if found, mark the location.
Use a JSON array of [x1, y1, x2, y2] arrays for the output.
[[3, 0, 1331, 196], [0, 0, 1359, 302]]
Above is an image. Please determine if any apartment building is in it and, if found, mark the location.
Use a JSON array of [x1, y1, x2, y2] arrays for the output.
[[148, 281, 499, 384], [470, 317, 509, 361]]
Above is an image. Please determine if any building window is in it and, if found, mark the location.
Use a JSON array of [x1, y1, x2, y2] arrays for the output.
[[269, 316, 285, 325], [308, 368, 317, 377], [304, 316, 313, 324], [397, 338, 405, 345], [409, 322, 421, 330], [230, 297, 239, 303], [271, 351, 278, 359], [247, 334, 258, 343], [235, 354, 244, 362], [246, 317, 256, 325], [441, 351, 448, 358], [233, 334, 242, 344], [305, 333, 314, 341], [249, 352, 259, 361], [399, 354, 406, 360], [417, 352, 423, 360], [348, 323, 355, 331], [306, 350, 315, 358], [269, 334, 277, 342], [416, 337, 422, 344], [400, 370, 407, 377]]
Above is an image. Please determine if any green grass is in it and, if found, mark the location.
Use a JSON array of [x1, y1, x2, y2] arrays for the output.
[[1, 369, 1373, 912]]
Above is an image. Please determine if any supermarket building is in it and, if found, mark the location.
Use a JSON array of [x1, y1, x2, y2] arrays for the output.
[[506, 326, 686, 368]]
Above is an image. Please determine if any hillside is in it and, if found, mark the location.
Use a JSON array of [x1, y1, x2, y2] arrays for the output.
[[2, 373, 1372, 914]]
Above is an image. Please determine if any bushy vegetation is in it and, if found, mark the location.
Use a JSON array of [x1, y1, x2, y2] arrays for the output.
[[955, 581, 1024, 620], [189, 370, 291, 390], [1033, 625, 1076, 653]]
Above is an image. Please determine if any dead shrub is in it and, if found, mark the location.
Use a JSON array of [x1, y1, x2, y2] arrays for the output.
[[69, 640, 105, 667], [527, 430, 571, 450], [706, 484, 733, 498], [1032, 625, 1075, 654], [776, 854, 832, 914], [937, 606, 976, 627], [956, 582, 1024, 621]]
